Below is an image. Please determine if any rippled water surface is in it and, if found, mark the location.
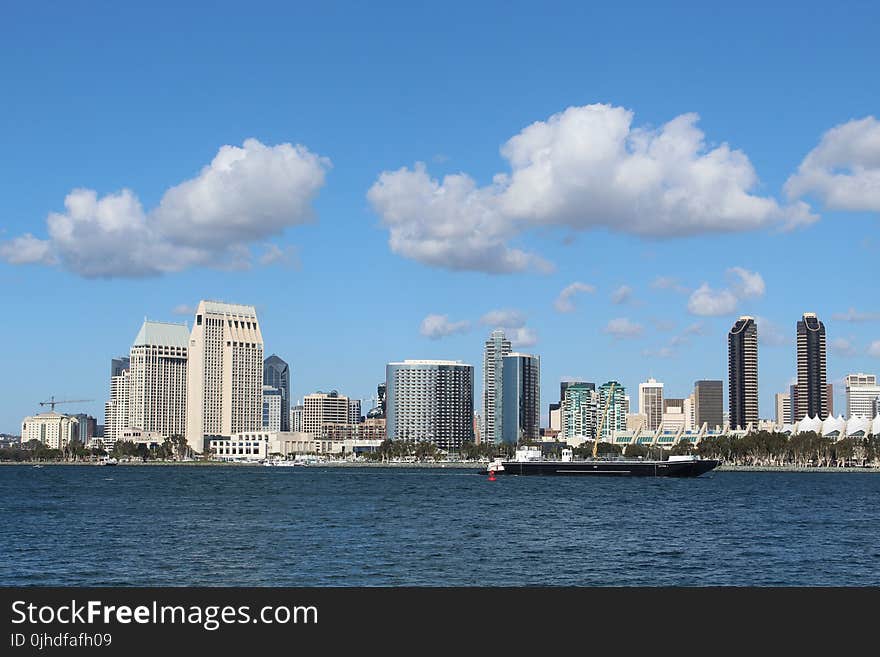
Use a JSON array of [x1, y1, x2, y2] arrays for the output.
[[2, 465, 879, 586]]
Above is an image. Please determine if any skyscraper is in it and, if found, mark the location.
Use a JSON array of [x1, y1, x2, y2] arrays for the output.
[[694, 380, 723, 430], [796, 312, 827, 420], [561, 383, 597, 440], [185, 301, 264, 453], [482, 330, 511, 445], [303, 391, 350, 437], [728, 316, 758, 430], [348, 398, 362, 424], [775, 392, 792, 425], [128, 320, 189, 439], [387, 360, 474, 450], [845, 374, 880, 418], [263, 355, 291, 432], [638, 378, 664, 430], [597, 381, 627, 441], [501, 353, 540, 444], [262, 386, 282, 431], [104, 363, 130, 446]]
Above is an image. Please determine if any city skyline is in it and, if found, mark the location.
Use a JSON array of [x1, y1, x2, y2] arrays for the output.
[[2, 3, 880, 433]]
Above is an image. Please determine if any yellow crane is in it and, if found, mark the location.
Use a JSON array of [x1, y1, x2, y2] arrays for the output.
[[39, 396, 94, 412], [592, 382, 616, 459]]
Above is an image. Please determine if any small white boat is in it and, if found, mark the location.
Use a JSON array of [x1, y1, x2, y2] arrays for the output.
[[263, 459, 297, 467]]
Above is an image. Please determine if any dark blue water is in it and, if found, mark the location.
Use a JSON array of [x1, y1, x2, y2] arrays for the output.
[[2, 465, 879, 586]]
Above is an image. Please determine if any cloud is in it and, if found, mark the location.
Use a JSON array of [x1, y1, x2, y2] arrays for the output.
[[480, 309, 527, 328], [868, 341, 880, 358], [785, 116, 880, 212], [610, 285, 633, 305], [368, 103, 815, 273], [604, 318, 644, 339], [687, 267, 765, 316], [554, 281, 596, 312], [172, 304, 196, 316], [419, 314, 471, 340], [670, 321, 709, 346], [832, 337, 858, 357], [687, 284, 739, 316], [642, 346, 674, 358], [727, 267, 765, 299], [1, 139, 329, 277], [832, 307, 880, 322], [507, 327, 539, 348]]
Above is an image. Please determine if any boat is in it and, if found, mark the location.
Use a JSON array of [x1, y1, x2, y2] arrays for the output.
[[263, 459, 297, 467], [98, 457, 118, 466], [481, 446, 719, 477]]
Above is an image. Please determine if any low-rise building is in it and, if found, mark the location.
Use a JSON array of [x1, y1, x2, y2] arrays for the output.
[[20, 412, 79, 450]]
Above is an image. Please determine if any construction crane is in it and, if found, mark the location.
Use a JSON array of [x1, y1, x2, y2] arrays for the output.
[[593, 382, 616, 459], [39, 396, 94, 412]]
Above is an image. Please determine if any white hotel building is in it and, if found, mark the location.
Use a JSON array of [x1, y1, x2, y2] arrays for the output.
[[845, 373, 880, 419], [185, 301, 264, 454], [129, 321, 189, 439], [21, 412, 79, 450]]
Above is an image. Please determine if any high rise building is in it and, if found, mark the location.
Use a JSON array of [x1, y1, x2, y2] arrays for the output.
[[104, 366, 130, 445], [377, 383, 387, 417], [597, 381, 627, 441], [72, 413, 98, 444], [796, 312, 827, 420], [111, 356, 130, 378], [386, 360, 474, 450], [638, 378, 664, 430], [775, 392, 792, 425], [501, 353, 540, 444], [549, 402, 561, 431], [685, 393, 695, 431], [303, 391, 350, 437], [561, 383, 597, 440], [262, 386, 283, 432], [482, 330, 511, 445], [129, 320, 189, 439], [263, 355, 291, 432], [694, 380, 723, 430], [291, 404, 304, 432], [729, 316, 758, 430], [661, 398, 687, 432], [348, 398, 362, 424], [826, 384, 834, 417], [845, 374, 880, 418], [185, 301, 264, 453]]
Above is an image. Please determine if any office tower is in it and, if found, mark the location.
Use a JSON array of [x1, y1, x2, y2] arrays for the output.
[[845, 374, 880, 418], [694, 380, 723, 430], [796, 312, 827, 420], [386, 360, 474, 450], [20, 413, 78, 450], [826, 384, 834, 417], [483, 330, 511, 445], [185, 301, 264, 453], [685, 393, 695, 430], [549, 403, 561, 431], [638, 378, 664, 430], [662, 398, 687, 431], [789, 384, 798, 424], [348, 398, 362, 424], [561, 383, 597, 439], [597, 381, 627, 441], [263, 355, 291, 432], [262, 386, 283, 431], [377, 383, 387, 417], [128, 321, 189, 439], [291, 404, 304, 432], [775, 392, 792, 425], [501, 353, 540, 444], [728, 316, 758, 430], [111, 356, 130, 378], [104, 366, 130, 445], [72, 413, 98, 444], [303, 391, 350, 437]]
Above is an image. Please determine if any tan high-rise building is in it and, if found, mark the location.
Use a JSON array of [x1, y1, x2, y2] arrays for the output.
[[129, 321, 189, 439], [303, 391, 350, 438], [185, 301, 264, 453], [638, 378, 664, 430], [104, 368, 130, 446]]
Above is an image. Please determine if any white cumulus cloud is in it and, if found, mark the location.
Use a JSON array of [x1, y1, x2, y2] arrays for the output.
[[728, 267, 765, 299], [480, 309, 527, 328], [610, 285, 633, 304], [604, 317, 644, 339], [785, 116, 880, 212], [368, 103, 815, 273], [0, 139, 329, 277], [507, 327, 539, 348], [419, 314, 471, 340], [687, 284, 739, 316], [554, 281, 596, 313]]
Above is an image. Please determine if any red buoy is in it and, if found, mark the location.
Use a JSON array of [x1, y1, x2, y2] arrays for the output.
[[488, 470, 496, 481]]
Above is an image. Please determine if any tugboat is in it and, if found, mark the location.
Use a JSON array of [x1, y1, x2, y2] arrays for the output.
[[480, 381, 720, 478]]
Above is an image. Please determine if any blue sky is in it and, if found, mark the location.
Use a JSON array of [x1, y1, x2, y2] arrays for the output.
[[1, 0, 879, 433]]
